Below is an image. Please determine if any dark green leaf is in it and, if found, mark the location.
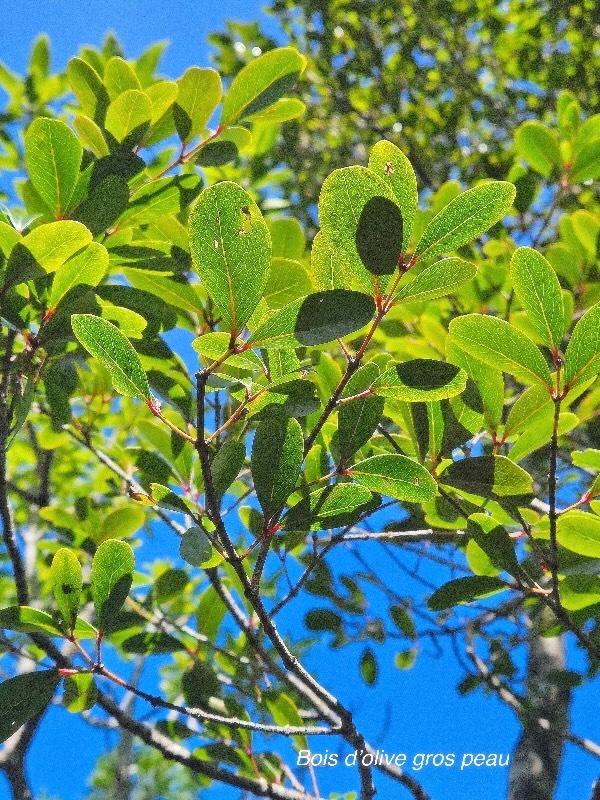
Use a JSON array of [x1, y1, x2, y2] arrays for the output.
[[121, 631, 185, 654], [294, 290, 374, 345], [336, 363, 384, 464], [252, 415, 303, 520], [211, 439, 246, 500], [90, 539, 135, 631], [180, 527, 224, 569], [282, 483, 374, 531], [0, 670, 60, 742], [359, 647, 378, 686], [441, 456, 533, 497], [427, 576, 508, 611]]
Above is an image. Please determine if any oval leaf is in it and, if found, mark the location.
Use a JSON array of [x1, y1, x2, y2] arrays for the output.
[[63, 673, 98, 713], [104, 89, 152, 144], [336, 363, 385, 464], [428, 576, 507, 611], [441, 455, 533, 497], [295, 290, 375, 346], [349, 454, 436, 502], [449, 314, 552, 388], [510, 247, 565, 351], [557, 511, 600, 558], [189, 181, 271, 335], [0, 606, 65, 637], [413, 182, 516, 263], [394, 258, 477, 304], [564, 302, 600, 392], [220, 47, 306, 126], [372, 360, 467, 402], [71, 314, 151, 401], [368, 140, 417, 251], [51, 549, 83, 631], [25, 118, 82, 218], [174, 67, 222, 143], [515, 121, 562, 177], [0, 670, 60, 743], [282, 483, 374, 531], [49, 242, 109, 310], [179, 526, 224, 569], [91, 539, 135, 631], [252, 415, 303, 521], [211, 439, 246, 501]]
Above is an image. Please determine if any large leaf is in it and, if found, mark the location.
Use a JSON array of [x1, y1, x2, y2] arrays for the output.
[[510, 247, 565, 351], [318, 166, 402, 289], [90, 539, 135, 631], [368, 140, 417, 251], [394, 258, 477, 304], [220, 47, 306, 126], [0, 606, 65, 637], [441, 456, 533, 497], [51, 549, 83, 631], [282, 483, 375, 531], [0, 670, 60, 743], [174, 67, 222, 143], [252, 415, 303, 520], [372, 360, 467, 402], [557, 511, 600, 558], [71, 314, 151, 401], [49, 243, 109, 310], [563, 302, 600, 392], [24, 117, 82, 218], [412, 182, 516, 263], [189, 181, 271, 335], [349, 455, 436, 502], [515, 121, 562, 177], [5, 221, 93, 288], [449, 314, 552, 388], [428, 576, 507, 611]]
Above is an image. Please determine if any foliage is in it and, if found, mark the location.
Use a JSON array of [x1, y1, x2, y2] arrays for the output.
[[0, 17, 600, 800]]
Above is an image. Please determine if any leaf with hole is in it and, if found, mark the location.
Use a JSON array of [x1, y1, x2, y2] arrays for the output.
[[50, 549, 82, 631]]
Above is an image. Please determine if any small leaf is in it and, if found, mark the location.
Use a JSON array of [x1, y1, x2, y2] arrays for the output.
[[359, 647, 378, 686], [0, 606, 65, 637], [510, 247, 565, 351], [563, 302, 600, 392], [100, 506, 145, 542], [246, 97, 306, 123], [282, 484, 374, 531], [349, 455, 436, 502], [49, 243, 109, 310], [104, 56, 141, 99], [412, 182, 516, 263], [193, 332, 264, 371], [150, 484, 193, 515], [220, 47, 306, 126], [153, 569, 189, 604], [441, 456, 533, 497], [71, 314, 151, 401], [372, 360, 467, 402], [121, 631, 184, 654], [336, 363, 384, 464], [179, 527, 224, 569], [50, 549, 82, 631], [467, 513, 520, 576], [174, 67, 222, 143], [515, 121, 562, 177], [189, 182, 271, 335], [557, 511, 600, 558], [63, 673, 97, 713], [0, 670, 60, 743], [449, 314, 552, 388], [394, 258, 477, 304], [67, 57, 109, 122], [368, 140, 417, 251], [211, 439, 246, 501], [25, 118, 82, 218], [90, 540, 135, 631], [427, 576, 507, 611], [252, 415, 303, 521]]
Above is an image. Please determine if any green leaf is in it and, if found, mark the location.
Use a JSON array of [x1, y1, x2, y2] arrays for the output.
[[153, 569, 189, 604], [246, 97, 306, 123], [294, 291, 375, 346], [50, 549, 82, 630], [104, 89, 152, 144], [372, 360, 467, 402], [359, 647, 378, 686], [5, 221, 93, 288], [448, 315, 552, 388], [150, 484, 193, 515], [0, 606, 65, 637], [252, 415, 303, 520], [515, 121, 562, 177], [63, 673, 98, 713], [179, 527, 224, 569], [264, 258, 313, 309], [189, 181, 271, 335], [368, 140, 417, 251], [123, 269, 202, 316], [563, 302, 600, 392], [73, 115, 109, 157], [90, 539, 135, 631], [67, 57, 109, 123], [318, 166, 402, 288], [174, 67, 222, 143], [210, 439, 246, 500], [104, 56, 141, 98], [412, 182, 516, 263], [121, 631, 185, 654], [394, 258, 477, 304], [311, 231, 353, 291], [557, 511, 600, 558], [220, 47, 306, 126], [49, 243, 109, 310], [504, 384, 553, 437], [71, 314, 151, 401], [349, 455, 436, 502], [146, 80, 179, 124], [336, 363, 385, 464], [282, 483, 374, 531], [100, 506, 146, 542], [570, 138, 600, 183], [268, 217, 305, 260], [192, 332, 264, 371], [510, 247, 565, 351], [427, 576, 507, 611], [0, 670, 60, 743], [24, 117, 82, 218], [467, 513, 520, 576], [441, 455, 533, 497]]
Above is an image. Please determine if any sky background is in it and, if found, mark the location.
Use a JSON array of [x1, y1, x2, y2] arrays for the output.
[[1, 2, 599, 799]]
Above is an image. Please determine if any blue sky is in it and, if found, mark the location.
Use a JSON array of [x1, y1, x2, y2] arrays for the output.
[[1, 3, 599, 799]]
